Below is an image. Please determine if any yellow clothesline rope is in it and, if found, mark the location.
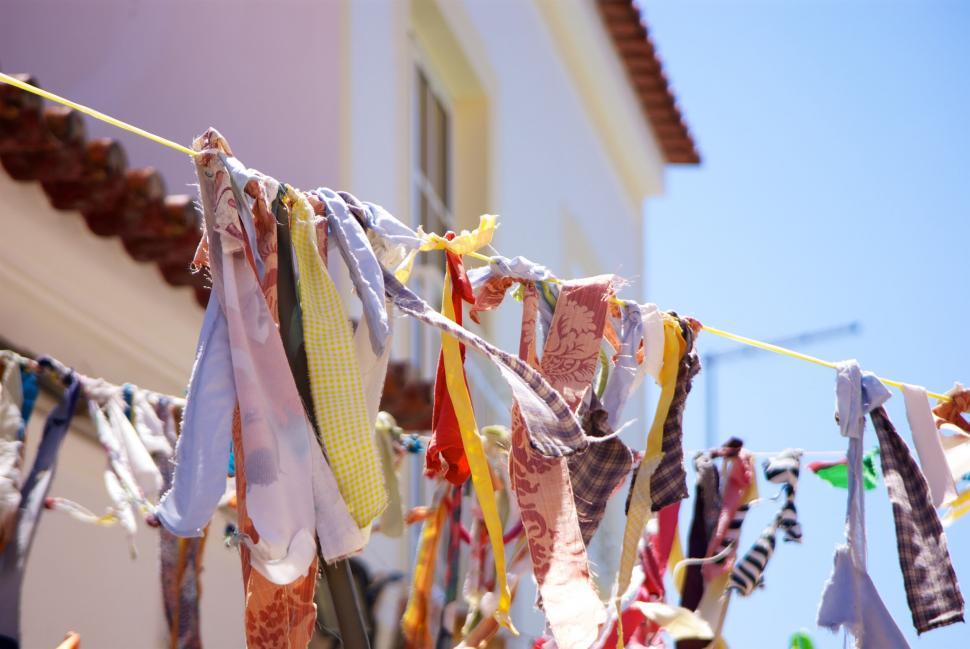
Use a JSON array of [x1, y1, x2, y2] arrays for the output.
[[699, 326, 951, 401], [0, 73, 953, 403], [0, 72, 197, 158]]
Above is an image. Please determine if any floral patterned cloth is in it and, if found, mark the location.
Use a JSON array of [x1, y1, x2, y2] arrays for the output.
[[509, 279, 612, 649]]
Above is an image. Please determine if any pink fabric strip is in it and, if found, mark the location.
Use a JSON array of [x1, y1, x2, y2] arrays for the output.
[[510, 277, 612, 649], [702, 451, 755, 581]]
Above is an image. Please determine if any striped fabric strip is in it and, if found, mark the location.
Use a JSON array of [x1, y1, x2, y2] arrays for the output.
[[289, 188, 387, 528], [709, 503, 751, 570], [763, 449, 803, 542], [727, 520, 778, 596], [729, 449, 806, 597]]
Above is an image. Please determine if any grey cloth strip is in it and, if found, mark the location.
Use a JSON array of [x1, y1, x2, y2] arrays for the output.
[[313, 188, 389, 357], [0, 365, 79, 641], [650, 318, 700, 511], [870, 406, 965, 634]]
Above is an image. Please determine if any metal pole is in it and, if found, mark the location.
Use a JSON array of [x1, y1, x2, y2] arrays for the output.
[[704, 354, 717, 449]]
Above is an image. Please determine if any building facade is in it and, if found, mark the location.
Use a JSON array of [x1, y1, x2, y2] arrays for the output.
[[0, 0, 696, 646]]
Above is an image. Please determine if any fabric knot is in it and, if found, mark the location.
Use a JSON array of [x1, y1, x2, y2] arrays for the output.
[[420, 214, 497, 255]]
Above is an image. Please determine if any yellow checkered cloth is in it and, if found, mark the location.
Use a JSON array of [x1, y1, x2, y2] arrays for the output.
[[288, 189, 387, 528]]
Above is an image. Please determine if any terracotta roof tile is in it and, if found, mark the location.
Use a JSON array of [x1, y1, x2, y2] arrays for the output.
[[0, 73, 210, 305], [596, 0, 700, 164]]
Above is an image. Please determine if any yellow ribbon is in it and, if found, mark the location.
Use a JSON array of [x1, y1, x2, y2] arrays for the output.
[[614, 316, 684, 649], [439, 270, 516, 633], [288, 189, 387, 528], [420, 214, 498, 255]]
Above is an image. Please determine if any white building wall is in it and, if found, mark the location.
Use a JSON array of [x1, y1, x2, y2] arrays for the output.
[[0, 0, 669, 645]]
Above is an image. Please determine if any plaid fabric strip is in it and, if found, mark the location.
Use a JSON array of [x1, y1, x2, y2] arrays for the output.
[[383, 269, 588, 456], [870, 406, 965, 633], [569, 394, 634, 545], [650, 318, 700, 511], [289, 189, 387, 528]]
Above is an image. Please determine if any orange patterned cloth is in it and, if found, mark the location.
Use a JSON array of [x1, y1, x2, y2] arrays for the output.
[[402, 485, 451, 649], [232, 161, 318, 649]]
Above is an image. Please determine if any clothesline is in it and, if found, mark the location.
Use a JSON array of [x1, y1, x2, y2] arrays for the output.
[[0, 72, 953, 403], [0, 348, 186, 409], [686, 449, 845, 457]]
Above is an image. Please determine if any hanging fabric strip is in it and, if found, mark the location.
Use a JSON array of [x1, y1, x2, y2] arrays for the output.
[[438, 269, 514, 631], [426, 241, 476, 486], [568, 393, 634, 545], [313, 188, 390, 356], [0, 365, 80, 643], [568, 302, 642, 544], [702, 448, 756, 581], [276, 199, 372, 649], [869, 406, 964, 633], [217, 153, 323, 649], [931, 386, 970, 484], [727, 519, 778, 596], [808, 448, 880, 491], [155, 290, 236, 538], [289, 187, 387, 529], [763, 449, 803, 543], [190, 134, 363, 582], [816, 361, 909, 649], [402, 485, 450, 649], [597, 303, 645, 428], [679, 451, 721, 616], [196, 142, 316, 583], [382, 270, 589, 456], [615, 316, 683, 602], [510, 279, 610, 649], [158, 404, 205, 649], [901, 384, 958, 508], [160, 531, 206, 649], [0, 359, 24, 552], [650, 317, 700, 511]]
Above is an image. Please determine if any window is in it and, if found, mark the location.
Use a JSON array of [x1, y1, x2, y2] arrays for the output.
[[416, 68, 452, 241], [411, 68, 454, 379]]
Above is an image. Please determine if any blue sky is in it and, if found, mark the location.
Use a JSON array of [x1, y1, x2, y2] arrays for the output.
[[642, 1, 970, 646]]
